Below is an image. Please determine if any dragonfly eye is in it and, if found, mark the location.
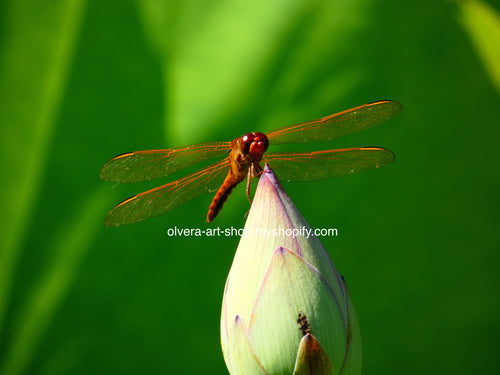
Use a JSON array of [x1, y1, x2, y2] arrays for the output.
[[241, 132, 269, 156]]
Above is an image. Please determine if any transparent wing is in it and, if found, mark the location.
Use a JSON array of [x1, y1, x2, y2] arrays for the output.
[[100, 141, 231, 182], [104, 159, 229, 226], [266, 100, 402, 145], [262, 147, 395, 182]]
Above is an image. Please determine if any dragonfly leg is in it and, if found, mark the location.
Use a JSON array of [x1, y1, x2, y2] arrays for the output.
[[246, 162, 264, 205], [246, 168, 253, 204]]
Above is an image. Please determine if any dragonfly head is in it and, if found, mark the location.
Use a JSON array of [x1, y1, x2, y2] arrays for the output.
[[241, 132, 269, 159]]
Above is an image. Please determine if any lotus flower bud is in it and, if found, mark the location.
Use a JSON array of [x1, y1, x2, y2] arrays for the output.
[[220, 164, 362, 375]]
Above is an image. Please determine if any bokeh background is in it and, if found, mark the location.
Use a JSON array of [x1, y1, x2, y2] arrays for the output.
[[1, 0, 498, 374]]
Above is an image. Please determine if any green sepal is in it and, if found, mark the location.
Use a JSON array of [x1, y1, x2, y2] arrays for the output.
[[293, 333, 336, 375], [248, 246, 346, 374], [337, 278, 362, 375], [225, 315, 268, 375]]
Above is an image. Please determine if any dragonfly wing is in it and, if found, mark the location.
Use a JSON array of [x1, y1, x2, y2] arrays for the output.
[[266, 100, 402, 145], [104, 159, 229, 226], [262, 148, 395, 182], [100, 141, 231, 182]]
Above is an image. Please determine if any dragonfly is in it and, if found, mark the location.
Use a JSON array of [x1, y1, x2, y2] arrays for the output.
[[100, 100, 402, 226]]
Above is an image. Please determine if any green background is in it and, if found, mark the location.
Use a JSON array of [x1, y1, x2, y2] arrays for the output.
[[1, 0, 498, 374]]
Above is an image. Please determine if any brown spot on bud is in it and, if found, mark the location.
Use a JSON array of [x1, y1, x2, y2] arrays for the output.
[[297, 312, 312, 336]]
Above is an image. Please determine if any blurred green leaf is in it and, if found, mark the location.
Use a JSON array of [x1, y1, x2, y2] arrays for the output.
[[0, 187, 110, 375], [458, 0, 500, 92], [0, 0, 86, 339], [136, 0, 368, 144]]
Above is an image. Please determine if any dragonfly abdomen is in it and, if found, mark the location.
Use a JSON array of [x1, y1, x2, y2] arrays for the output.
[[207, 172, 241, 222]]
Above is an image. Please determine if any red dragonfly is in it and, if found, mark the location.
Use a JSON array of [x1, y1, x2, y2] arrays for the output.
[[100, 100, 401, 226]]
